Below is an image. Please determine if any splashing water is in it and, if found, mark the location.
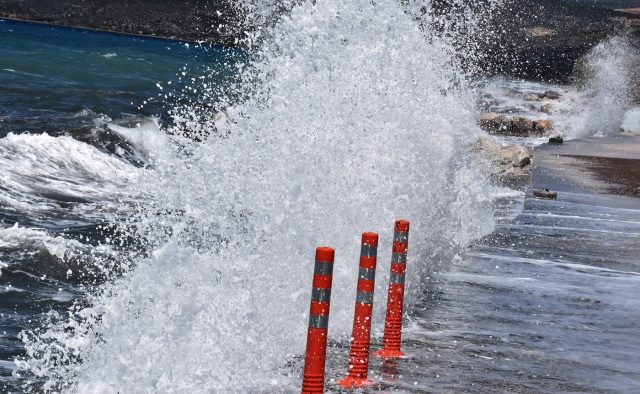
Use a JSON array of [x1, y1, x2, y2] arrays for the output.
[[565, 36, 640, 138], [16, 0, 497, 392], [622, 107, 640, 132]]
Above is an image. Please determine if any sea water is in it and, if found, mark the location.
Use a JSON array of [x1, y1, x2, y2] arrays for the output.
[[1, 0, 640, 393], [0, 18, 246, 392]]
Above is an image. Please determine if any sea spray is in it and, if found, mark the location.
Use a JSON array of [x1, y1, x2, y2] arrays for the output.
[[17, 0, 496, 391], [565, 36, 640, 138], [622, 107, 640, 132]]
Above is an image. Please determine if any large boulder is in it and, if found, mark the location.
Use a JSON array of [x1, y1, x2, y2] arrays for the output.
[[478, 113, 553, 137], [479, 112, 509, 134], [475, 136, 534, 177], [511, 117, 535, 135], [533, 119, 554, 134]]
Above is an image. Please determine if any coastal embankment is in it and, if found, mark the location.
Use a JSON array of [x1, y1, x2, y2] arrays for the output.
[[486, 0, 640, 82], [0, 0, 241, 44], [392, 132, 640, 392], [534, 132, 640, 199]]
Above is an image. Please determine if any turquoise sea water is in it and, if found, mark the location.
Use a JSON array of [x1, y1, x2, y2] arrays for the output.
[[0, 18, 240, 137], [0, 19, 241, 391]]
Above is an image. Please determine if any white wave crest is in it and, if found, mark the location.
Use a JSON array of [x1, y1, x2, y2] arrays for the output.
[[567, 36, 640, 138], [0, 132, 141, 219]]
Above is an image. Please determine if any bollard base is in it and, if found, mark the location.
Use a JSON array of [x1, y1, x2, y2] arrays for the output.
[[338, 375, 377, 388], [373, 349, 405, 358]]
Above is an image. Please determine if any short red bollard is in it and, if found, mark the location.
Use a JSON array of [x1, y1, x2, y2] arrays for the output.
[[301, 246, 335, 394], [338, 232, 379, 388], [374, 220, 410, 358]]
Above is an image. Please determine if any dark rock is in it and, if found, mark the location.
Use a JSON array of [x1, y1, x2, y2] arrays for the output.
[[1, 0, 635, 71], [549, 136, 564, 144], [479, 112, 509, 134], [533, 188, 558, 199], [511, 117, 535, 135], [479, 113, 552, 137], [429, 0, 627, 83], [518, 156, 532, 168], [542, 90, 562, 100], [475, 136, 534, 178]]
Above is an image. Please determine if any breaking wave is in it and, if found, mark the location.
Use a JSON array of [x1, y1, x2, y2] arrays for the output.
[[16, 1, 498, 392], [567, 36, 640, 137]]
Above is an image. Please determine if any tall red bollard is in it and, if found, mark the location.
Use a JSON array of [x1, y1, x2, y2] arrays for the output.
[[301, 246, 335, 394], [338, 232, 379, 388], [374, 220, 410, 358]]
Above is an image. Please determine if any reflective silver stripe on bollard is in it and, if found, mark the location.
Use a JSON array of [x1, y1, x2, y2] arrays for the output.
[[361, 244, 377, 257], [391, 252, 406, 264], [312, 287, 331, 302], [389, 273, 405, 284], [356, 290, 374, 304], [314, 260, 333, 275], [393, 231, 408, 243], [309, 313, 330, 329], [358, 267, 376, 280]]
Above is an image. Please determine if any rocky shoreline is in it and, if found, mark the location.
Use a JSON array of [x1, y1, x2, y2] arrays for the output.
[[0, 0, 242, 44], [448, 0, 640, 82]]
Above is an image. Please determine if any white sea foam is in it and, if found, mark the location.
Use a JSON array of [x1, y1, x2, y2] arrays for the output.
[[565, 36, 640, 138], [0, 222, 117, 271], [0, 132, 141, 220], [107, 117, 173, 164], [17, 1, 496, 392], [0, 224, 59, 251]]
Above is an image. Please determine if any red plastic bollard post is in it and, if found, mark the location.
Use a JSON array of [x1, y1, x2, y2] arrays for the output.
[[374, 220, 410, 358], [301, 246, 335, 394], [338, 232, 379, 388]]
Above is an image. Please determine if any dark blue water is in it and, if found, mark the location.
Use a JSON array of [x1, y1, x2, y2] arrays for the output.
[[0, 19, 242, 392], [0, 18, 242, 137]]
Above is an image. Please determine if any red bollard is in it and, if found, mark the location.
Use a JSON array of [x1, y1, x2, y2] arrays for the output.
[[301, 246, 335, 394], [374, 220, 410, 358], [338, 232, 379, 388]]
